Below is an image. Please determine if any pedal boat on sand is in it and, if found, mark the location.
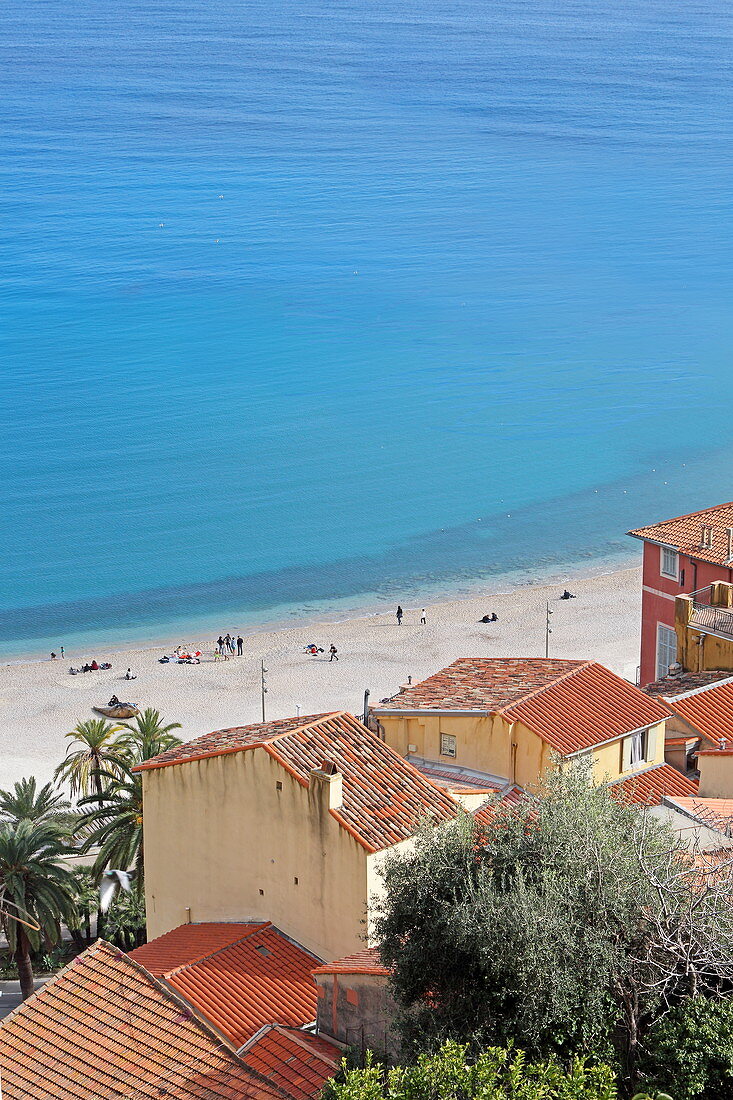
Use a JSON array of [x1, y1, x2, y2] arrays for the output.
[[93, 703, 140, 719]]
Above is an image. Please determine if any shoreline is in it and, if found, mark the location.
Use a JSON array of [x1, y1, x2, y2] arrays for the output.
[[0, 548, 640, 666], [0, 562, 643, 788]]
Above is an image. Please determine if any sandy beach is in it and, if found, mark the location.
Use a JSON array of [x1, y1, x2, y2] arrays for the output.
[[0, 566, 642, 788]]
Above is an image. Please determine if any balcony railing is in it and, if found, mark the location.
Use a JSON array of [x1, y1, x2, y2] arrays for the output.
[[688, 586, 733, 639]]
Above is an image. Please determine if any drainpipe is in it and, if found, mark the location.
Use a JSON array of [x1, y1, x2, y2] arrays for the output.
[[509, 721, 517, 784]]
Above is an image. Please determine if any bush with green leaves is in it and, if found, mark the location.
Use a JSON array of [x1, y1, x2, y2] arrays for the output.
[[327, 1041, 618, 1100], [639, 996, 733, 1100]]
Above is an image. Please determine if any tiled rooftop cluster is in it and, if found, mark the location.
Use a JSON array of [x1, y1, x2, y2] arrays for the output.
[[131, 922, 322, 1048], [628, 501, 733, 566], [376, 658, 668, 755], [643, 670, 733, 698], [663, 677, 733, 746], [609, 762, 699, 807], [242, 1025, 342, 1100], [0, 941, 283, 1100], [137, 711, 458, 853]]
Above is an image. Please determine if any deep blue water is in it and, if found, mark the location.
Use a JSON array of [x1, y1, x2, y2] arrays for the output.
[[1, 0, 732, 654]]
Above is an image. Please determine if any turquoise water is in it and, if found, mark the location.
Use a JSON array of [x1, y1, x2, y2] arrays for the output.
[[1, 0, 732, 654]]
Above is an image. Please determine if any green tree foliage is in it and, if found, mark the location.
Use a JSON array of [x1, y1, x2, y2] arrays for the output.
[[54, 719, 127, 799], [119, 707, 182, 760], [327, 1041, 618, 1100], [640, 997, 733, 1100], [373, 764, 733, 1085], [103, 886, 147, 950], [0, 820, 78, 998], [0, 776, 75, 835]]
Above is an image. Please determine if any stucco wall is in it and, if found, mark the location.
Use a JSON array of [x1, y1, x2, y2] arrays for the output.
[[698, 752, 733, 798], [142, 750, 370, 960]]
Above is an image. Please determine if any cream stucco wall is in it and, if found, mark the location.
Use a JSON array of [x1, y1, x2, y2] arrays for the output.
[[142, 749, 371, 961], [698, 752, 733, 798], [377, 712, 665, 789]]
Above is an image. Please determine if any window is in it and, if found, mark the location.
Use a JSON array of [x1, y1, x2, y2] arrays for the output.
[[440, 733, 456, 758], [660, 547, 678, 579], [656, 623, 677, 679], [630, 730, 646, 766]]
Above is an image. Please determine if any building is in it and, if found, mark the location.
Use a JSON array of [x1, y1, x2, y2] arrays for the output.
[[628, 502, 733, 685], [135, 711, 458, 958], [0, 939, 286, 1100], [370, 658, 670, 788], [312, 947, 399, 1061]]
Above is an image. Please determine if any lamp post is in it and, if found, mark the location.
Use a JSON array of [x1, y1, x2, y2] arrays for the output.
[[261, 658, 268, 722], [545, 601, 553, 658]]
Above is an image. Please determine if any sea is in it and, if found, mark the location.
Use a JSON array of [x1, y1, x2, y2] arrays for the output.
[[1, 0, 732, 658]]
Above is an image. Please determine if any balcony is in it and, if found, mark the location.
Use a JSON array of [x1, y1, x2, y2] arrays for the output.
[[688, 587, 733, 641]]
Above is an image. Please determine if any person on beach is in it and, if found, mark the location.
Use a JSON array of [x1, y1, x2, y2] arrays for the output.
[[237, 635, 243, 656], [224, 634, 232, 653], [51, 652, 57, 659], [396, 605, 403, 626], [217, 636, 224, 654], [90, 660, 99, 671], [125, 668, 136, 680], [420, 608, 427, 625], [60, 646, 64, 659], [329, 644, 339, 662]]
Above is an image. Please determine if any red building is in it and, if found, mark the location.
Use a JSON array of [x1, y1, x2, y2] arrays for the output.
[[629, 502, 733, 686]]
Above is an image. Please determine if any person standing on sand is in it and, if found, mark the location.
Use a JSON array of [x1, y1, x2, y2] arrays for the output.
[[60, 646, 65, 659], [396, 605, 403, 626], [329, 644, 339, 661], [237, 635, 243, 656], [217, 636, 224, 655], [420, 608, 427, 625]]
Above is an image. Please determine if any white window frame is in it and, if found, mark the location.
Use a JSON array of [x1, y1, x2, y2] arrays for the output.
[[660, 546, 679, 580], [630, 730, 646, 766], [656, 623, 677, 680], [440, 733, 457, 759]]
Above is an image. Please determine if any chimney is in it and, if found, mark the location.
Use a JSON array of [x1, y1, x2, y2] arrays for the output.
[[727, 529, 733, 561], [309, 760, 343, 810]]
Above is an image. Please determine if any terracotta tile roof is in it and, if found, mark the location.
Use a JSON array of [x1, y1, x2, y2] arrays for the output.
[[374, 658, 588, 712], [131, 922, 322, 1048], [472, 785, 528, 828], [662, 677, 733, 747], [136, 712, 458, 853], [241, 1026, 341, 1100], [664, 797, 733, 833], [628, 501, 733, 566], [501, 662, 670, 755], [373, 658, 668, 756], [609, 763, 699, 807], [311, 947, 390, 977], [407, 758, 509, 793], [0, 939, 283, 1100], [643, 670, 733, 698], [132, 922, 269, 975]]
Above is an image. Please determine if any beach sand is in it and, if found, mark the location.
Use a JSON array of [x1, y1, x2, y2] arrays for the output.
[[0, 566, 642, 788]]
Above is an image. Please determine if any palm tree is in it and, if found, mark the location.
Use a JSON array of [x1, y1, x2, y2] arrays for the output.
[[0, 777, 73, 832], [79, 762, 144, 887], [78, 716, 181, 896], [119, 708, 182, 762], [54, 719, 127, 801], [0, 820, 78, 998]]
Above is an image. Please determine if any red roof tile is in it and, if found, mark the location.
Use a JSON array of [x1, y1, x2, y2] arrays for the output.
[[311, 948, 390, 977], [501, 662, 669, 755], [663, 678, 733, 747], [643, 670, 733, 698], [136, 712, 458, 853], [242, 1026, 341, 1100], [628, 501, 733, 566], [0, 940, 284, 1100], [609, 763, 699, 807], [131, 922, 322, 1048], [374, 658, 587, 711], [375, 658, 668, 755], [664, 796, 733, 834]]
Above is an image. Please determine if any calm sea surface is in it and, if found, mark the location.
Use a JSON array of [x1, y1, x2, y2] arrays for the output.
[[1, 0, 732, 655]]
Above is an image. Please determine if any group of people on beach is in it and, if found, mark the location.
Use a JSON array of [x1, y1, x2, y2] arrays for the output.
[[216, 633, 244, 658]]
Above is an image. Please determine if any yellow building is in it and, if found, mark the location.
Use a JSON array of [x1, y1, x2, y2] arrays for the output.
[[370, 657, 672, 792], [135, 711, 457, 960], [675, 583, 733, 675]]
